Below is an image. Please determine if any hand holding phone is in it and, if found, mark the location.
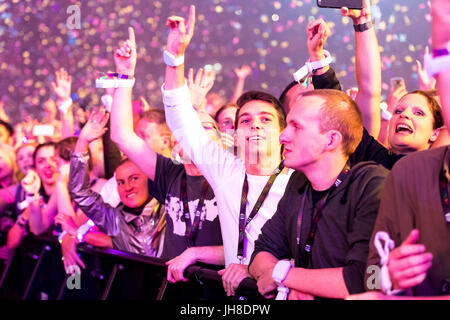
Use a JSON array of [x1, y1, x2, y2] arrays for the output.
[[317, 0, 363, 9], [390, 77, 406, 91]]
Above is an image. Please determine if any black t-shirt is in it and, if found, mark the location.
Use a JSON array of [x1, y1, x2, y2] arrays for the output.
[[150, 155, 223, 260], [350, 128, 404, 170]]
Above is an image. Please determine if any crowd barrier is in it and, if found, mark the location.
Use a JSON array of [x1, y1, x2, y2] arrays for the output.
[[0, 235, 263, 301]]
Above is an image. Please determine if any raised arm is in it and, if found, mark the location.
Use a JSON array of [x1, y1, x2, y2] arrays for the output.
[[109, 27, 158, 181], [229, 65, 251, 103], [343, 0, 382, 138], [51, 68, 74, 138], [432, 0, 450, 128]]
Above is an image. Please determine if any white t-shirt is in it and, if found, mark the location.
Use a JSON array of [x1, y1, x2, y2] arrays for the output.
[[163, 84, 292, 266]]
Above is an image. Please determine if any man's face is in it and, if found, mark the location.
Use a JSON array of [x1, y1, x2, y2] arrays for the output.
[[116, 161, 149, 208], [236, 100, 282, 164], [136, 119, 167, 155], [34, 145, 58, 186], [279, 95, 329, 171], [284, 83, 314, 114]]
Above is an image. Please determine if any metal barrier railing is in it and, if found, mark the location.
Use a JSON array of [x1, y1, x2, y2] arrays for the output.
[[0, 235, 263, 301]]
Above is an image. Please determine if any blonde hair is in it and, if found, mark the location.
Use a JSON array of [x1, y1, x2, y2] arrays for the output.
[[0, 142, 18, 184]]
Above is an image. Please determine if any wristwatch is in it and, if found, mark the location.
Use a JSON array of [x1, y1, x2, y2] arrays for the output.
[[353, 21, 373, 32]]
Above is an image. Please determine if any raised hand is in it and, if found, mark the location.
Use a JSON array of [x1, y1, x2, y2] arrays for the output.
[[187, 68, 215, 110], [307, 19, 331, 60], [416, 47, 437, 90], [78, 107, 109, 144], [114, 27, 137, 76], [341, 0, 372, 24], [166, 5, 196, 57], [234, 65, 252, 80], [51, 68, 72, 103]]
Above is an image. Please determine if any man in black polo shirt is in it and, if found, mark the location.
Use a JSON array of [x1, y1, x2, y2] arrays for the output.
[[249, 89, 388, 299]]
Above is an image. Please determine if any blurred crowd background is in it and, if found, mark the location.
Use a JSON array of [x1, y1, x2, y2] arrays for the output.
[[0, 0, 431, 124]]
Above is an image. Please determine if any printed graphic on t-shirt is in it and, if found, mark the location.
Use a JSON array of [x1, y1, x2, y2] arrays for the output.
[[165, 195, 218, 236]]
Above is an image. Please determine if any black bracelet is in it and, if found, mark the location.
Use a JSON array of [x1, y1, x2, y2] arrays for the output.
[[353, 21, 373, 32]]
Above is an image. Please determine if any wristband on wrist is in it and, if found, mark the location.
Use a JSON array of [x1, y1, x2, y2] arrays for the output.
[[353, 21, 373, 32], [76, 219, 95, 243], [163, 50, 185, 67], [425, 46, 450, 77], [293, 50, 333, 83], [96, 77, 135, 89], [16, 214, 29, 230], [58, 98, 73, 115], [272, 259, 293, 300]]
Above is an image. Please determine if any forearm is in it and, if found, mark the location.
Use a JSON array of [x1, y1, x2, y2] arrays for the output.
[[56, 180, 76, 216], [230, 78, 245, 104], [354, 18, 381, 137], [83, 231, 113, 248], [88, 139, 105, 178], [164, 64, 185, 91], [248, 251, 278, 281], [60, 108, 74, 138], [189, 245, 225, 266], [110, 87, 134, 147], [283, 267, 349, 299], [7, 223, 27, 249]]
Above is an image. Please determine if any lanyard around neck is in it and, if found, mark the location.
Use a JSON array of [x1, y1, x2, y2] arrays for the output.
[[297, 162, 351, 268], [237, 163, 284, 262], [181, 172, 210, 247]]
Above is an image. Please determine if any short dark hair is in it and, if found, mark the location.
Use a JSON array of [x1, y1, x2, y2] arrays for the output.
[[279, 80, 299, 110], [33, 142, 57, 165], [56, 137, 78, 162], [0, 119, 14, 137], [235, 91, 286, 130], [301, 89, 363, 156], [408, 90, 444, 130]]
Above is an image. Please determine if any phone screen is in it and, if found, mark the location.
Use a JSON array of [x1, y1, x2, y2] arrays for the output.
[[317, 0, 363, 9], [390, 77, 406, 91]]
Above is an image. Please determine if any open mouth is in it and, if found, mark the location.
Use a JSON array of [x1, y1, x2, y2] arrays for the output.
[[126, 192, 136, 198], [247, 136, 265, 142], [395, 123, 413, 134]]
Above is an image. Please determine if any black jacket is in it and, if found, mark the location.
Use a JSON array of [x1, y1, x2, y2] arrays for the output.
[[250, 161, 389, 294]]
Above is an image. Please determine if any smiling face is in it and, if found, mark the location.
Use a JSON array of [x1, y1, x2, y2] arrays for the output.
[[116, 160, 150, 208], [236, 100, 282, 164], [217, 106, 237, 133], [388, 93, 439, 154], [34, 145, 58, 187], [16, 144, 36, 175]]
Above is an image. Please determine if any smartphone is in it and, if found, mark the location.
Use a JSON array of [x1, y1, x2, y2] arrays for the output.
[[32, 124, 55, 136], [317, 0, 363, 9], [390, 77, 406, 91]]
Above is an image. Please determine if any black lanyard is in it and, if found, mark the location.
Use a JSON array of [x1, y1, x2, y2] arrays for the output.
[[181, 172, 210, 247], [237, 163, 284, 262], [296, 162, 351, 268], [439, 146, 450, 225]]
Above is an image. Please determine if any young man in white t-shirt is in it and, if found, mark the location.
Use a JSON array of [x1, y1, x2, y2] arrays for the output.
[[161, 5, 293, 296]]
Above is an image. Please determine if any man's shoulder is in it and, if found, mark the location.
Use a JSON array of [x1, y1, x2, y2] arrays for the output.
[[391, 146, 447, 173]]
